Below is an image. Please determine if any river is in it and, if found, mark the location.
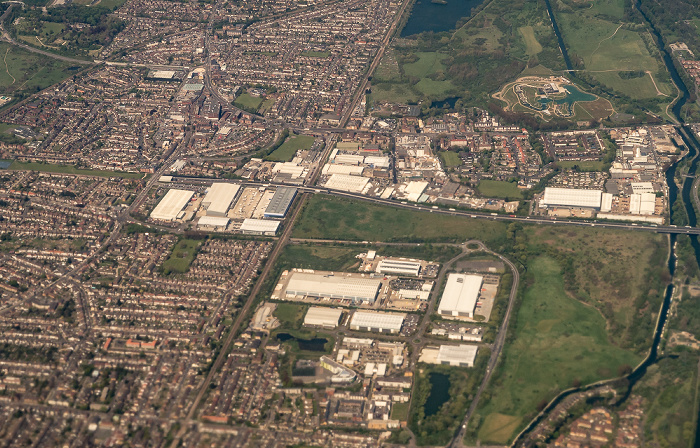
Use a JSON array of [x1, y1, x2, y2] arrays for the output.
[[540, 0, 700, 442]]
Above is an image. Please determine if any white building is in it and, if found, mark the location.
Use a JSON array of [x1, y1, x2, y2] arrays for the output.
[[150, 189, 194, 221], [349, 311, 405, 334], [304, 307, 343, 329], [419, 344, 478, 367], [324, 174, 370, 193], [437, 273, 483, 318], [285, 272, 381, 304], [201, 183, 240, 217], [541, 187, 603, 209], [240, 218, 280, 235], [197, 216, 230, 230], [376, 259, 422, 277]]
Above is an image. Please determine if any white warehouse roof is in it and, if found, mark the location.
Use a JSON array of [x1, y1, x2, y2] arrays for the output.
[[541, 187, 602, 209], [202, 183, 240, 216], [304, 307, 343, 328], [197, 216, 230, 228], [240, 218, 280, 234], [350, 311, 406, 332], [437, 344, 478, 367], [285, 272, 381, 303], [150, 189, 194, 221], [324, 174, 370, 193], [376, 259, 421, 276], [438, 273, 483, 318]]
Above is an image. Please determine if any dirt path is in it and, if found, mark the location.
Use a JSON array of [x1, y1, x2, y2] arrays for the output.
[[646, 70, 670, 96], [592, 23, 624, 56], [3, 47, 15, 84]]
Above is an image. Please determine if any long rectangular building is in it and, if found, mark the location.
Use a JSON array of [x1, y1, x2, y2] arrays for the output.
[[202, 183, 240, 217], [285, 272, 381, 304], [240, 218, 280, 235], [150, 189, 194, 221], [349, 311, 405, 334], [376, 259, 422, 277], [264, 187, 297, 218], [437, 273, 483, 318], [541, 187, 603, 209]]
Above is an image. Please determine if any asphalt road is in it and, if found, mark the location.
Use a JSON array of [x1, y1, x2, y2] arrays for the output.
[[448, 242, 520, 448], [167, 175, 700, 236]]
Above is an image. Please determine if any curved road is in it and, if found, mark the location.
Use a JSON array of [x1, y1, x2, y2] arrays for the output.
[[449, 242, 520, 448]]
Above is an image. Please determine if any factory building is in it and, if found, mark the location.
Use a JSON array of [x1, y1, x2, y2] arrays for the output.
[[419, 344, 478, 367], [349, 311, 406, 334], [541, 187, 603, 209], [324, 173, 371, 193], [196, 216, 230, 230], [150, 189, 194, 221], [201, 183, 240, 217], [264, 187, 297, 218], [304, 307, 343, 329], [437, 273, 483, 319], [239, 218, 280, 236], [285, 272, 381, 304], [376, 259, 422, 277]]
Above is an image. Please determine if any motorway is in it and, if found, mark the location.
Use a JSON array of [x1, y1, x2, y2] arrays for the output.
[[166, 175, 700, 236]]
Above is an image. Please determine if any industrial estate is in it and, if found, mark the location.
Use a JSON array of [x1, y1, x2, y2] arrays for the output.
[[1, 0, 700, 446]]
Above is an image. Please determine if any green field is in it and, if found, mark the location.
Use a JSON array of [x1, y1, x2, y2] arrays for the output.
[[439, 151, 462, 167], [556, 5, 674, 100], [234, 93, 263, 112], [476, 180, 523, 199], [8, 161, 144, 178], [274, 303, 306, 329], [277, 244, 361, 272], [0, 43, 75, 94], [265, 135, 315, 162], [471, 256, 641, 444], [518, 26, 542, 56], [162, 239, 201, 275], [556, 160, 606, 171], [300, 51, 329, 58], [292, 195, 509, 246], [391, 402, 410, 421]]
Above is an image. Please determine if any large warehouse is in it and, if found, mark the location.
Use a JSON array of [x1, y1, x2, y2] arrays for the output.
[[264, 187, 297, 218], [376, 258, 422, 277], [324, 173, 370, 193], [197, 216, 230, 230], [201, 183, 240, 217], [150, 189, 194, 221], [304, 307, 343, 329], [419, 344, 478, 367], [349, 311, 406, 334], [437, 273, 483, 318], [285, 272, 381, 304], [541, 187, 603, 209], [239, 218, 280, 235]]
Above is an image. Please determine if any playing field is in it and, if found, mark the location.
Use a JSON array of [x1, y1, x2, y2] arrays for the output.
[[162, 239, 201, 275], [9, 161, 144, 178], [439, 151, 462, 167], [476, 180, 523, 199], [266, 135, 315, 162], [234, 93, 263, 112]]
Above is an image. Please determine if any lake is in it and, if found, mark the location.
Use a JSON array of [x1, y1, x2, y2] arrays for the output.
[[401, 0, 486, 36], [424, 372, 451, 416], [276, 332, 329, 352]]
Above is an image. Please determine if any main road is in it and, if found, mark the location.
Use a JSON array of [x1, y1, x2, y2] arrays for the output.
[[166, 175, 700, 236]]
